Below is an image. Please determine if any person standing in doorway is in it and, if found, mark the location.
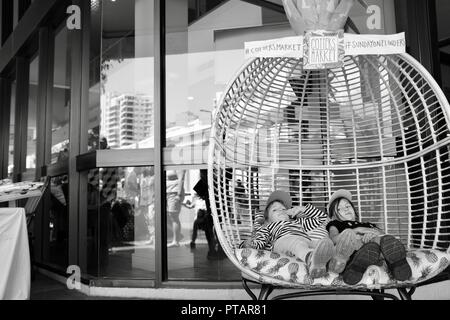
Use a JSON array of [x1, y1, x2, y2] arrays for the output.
[[140, 167, 155, 244], [166, 170, 186, 247]]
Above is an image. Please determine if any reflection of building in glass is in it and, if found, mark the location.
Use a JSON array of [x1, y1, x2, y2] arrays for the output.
[[132, 118, 211, 152], [166, 119, 211, 149], [101, 93, 153, 148], [26, 128, 37, 169]]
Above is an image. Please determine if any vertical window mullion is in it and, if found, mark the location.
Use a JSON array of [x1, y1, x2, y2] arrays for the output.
[[36, 27, 50, 178], [40, 27, 55, 263], [33, 27, 51, 264], [14, 57, 30, 182], [0, 78, 12, 179], [75, 0, 91, 278], [44, 31, 55, 168], [154, 0, 167, 286], [68, 0, 85, 268], [1, 0, 13, 45]]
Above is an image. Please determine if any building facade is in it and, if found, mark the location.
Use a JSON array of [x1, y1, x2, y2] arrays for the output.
[[101, 93, 153, 149], [0, 0, 449, 290]]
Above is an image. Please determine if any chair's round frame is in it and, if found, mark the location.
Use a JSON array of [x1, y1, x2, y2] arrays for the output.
[[208, 53, 450, 300]]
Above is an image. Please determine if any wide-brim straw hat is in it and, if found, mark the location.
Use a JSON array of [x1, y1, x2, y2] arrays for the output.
[[327, 189, 352, 214], [264, 190, 292, 218]]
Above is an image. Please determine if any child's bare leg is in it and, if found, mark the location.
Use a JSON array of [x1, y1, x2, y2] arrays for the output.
[[306, 238, 335, 279], [329, 229, 361, 274], [273, 235, 311, 261], [274, 236, 334, 279], [288, 237, 311, 261]]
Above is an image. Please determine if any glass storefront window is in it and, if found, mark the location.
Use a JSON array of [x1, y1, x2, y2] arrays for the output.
[[51, 26, 71, 164], [164, 0, 291, 166], [24, 55, 39, 181], [164, 0, 396, 281], [46, 174, 69, 268], [8, 81, 16, 179], [164, 0, 290, 281], [84, 0, 156, 280], [436, 0, 450, 100], [87, 166, 155, 278], [88, 0, 155, 151], [165, 1, 395, 165], [87, 0, 102, 151], [165, 168, 240, 280]]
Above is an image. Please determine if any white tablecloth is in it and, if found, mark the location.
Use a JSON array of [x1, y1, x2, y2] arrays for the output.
[[0, 208, 30, 300]]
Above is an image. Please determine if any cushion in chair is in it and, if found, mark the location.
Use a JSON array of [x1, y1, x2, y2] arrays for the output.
[[235, 247, 450, 289]]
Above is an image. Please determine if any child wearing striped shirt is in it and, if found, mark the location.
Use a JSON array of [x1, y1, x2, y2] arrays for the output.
[[244, 190, 335, 279]]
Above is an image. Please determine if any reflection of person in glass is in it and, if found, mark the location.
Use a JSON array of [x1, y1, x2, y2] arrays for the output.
[[191, 212, 219, 261], [234, 179, 248, 223], [49, 174, 69, 247], [140, 167, 155, 244], [95, 137, 120, 273], [124, 167, 140, 209], [188, 193, 210, 248], [166, 170, 186, 247], [191, 178, 223, 260], [88, 126, 100, 151]]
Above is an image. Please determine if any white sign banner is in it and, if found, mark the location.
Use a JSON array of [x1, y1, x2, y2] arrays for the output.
[[303, 30, 344, 70], [244, 33, 406, 59], [344, 32, 406, 56], [244, 36, 303, 59]]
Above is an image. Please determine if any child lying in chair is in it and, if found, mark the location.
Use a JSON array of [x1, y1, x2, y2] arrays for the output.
[[326, 189, 412, 285], [243, 190, 334, 279]]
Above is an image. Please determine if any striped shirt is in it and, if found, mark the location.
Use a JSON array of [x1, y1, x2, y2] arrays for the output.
[[249, 204, 328, 250], [308, 224, 329, 241]]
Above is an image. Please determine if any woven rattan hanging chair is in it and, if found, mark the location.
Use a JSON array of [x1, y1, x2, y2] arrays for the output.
[[208, 2, 450, 300]]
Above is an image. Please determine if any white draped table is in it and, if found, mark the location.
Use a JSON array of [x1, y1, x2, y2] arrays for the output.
[[0, 208, 30, 300]]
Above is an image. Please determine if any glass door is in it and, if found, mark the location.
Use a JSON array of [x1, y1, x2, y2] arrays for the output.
[[436, 0, 450, 100], [22, 54, 39, 181]]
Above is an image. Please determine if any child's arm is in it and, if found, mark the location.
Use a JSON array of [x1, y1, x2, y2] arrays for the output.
[[353, 227, 383, 243], [328, 225, 341, 245], [245, 225, 271, 249], [353, 227, 383, 237], [290, 204, 328, 232]]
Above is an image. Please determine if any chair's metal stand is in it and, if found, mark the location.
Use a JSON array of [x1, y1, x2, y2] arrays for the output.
[[394, 266, 450, 300], [397, 287, 415, 300], [270, 289, 400, 300], [242, 278, 273, 300], [242, 277, 422, 300]]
